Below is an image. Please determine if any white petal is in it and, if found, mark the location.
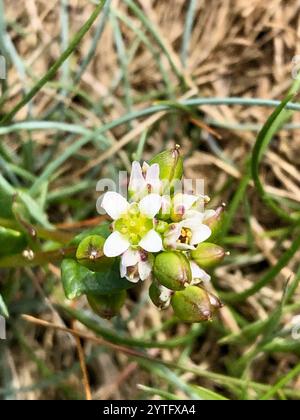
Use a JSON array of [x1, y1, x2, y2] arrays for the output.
[[120, 261, 127, 278], [129, 161, 146, 196], [121, 248, 140, 267], [145, 163, 161, 193], [125, 272, 140, 283], [139, 229, 163, 252], [159, 285, 172, 303], [173, 242, 195, 251], [101, 192, 129, 220], [161, 195, 171, 217], [139, 193, 162, 218], [183, 217, 203, 230], [142, 161, 149, 171], [138, 261, 152, 281], [203, 209, 216, 221], [191, 224, 211, 245], [163, 223, 182, 249], [103, 231, 130, 257], [185, 209, 204, 222], [173, 193, 199, 212], [190, 261, 211, 282]]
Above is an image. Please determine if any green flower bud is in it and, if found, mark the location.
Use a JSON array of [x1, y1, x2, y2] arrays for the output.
[[171, 286, 213, 323], [155, 220, 169, 234], [87, 291, 126, 319], [204, 204, 225, 242], [149, 280, 172, 310], [206, 290, 223, 310], [191, 242, 226, 268], [76, 235, 113, 272], [150, 145, 183, 184], [154, 251, 192, 291]]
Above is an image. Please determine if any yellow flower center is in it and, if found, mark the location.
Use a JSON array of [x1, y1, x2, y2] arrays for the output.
[[114, 203, 153, 246], [177, 227, 192, 245]]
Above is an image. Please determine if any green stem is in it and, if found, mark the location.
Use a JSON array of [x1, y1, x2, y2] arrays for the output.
[[220, 233, 300, 303], [260, 362, 300, 400], [60, 305, 204, 349], [251, 75, 300, 224], [0, 246, 76, 268], [0, 217, 73, 244]]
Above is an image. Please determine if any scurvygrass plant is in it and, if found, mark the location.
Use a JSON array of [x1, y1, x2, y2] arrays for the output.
[[62, 146, 227, 321]]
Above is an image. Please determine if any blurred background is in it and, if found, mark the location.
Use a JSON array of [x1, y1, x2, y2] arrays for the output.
[[0, 0, 300, 400]]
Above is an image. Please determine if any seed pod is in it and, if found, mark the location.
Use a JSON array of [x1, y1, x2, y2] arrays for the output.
[[76, 235, 113, 272], [191, 242, 226, 268], [154, 251, 192, 291], [87, 291, 126, 319], [149, 280, 172, 310], [150, 145, 183, 185], [171, 286, 213, 323]]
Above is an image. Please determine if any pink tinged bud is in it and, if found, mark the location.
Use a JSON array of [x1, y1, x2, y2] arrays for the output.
[[171, 286, 213, 323], [171, 205, 185, 222], [171, 286, 222, 323], [191, 242, 226, 268], [206, 290, 224, 310], [204, 204, 226, 241]]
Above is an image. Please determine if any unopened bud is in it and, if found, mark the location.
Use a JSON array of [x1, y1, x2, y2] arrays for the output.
[[155, 220, 169, 234], [204, 204, 225, 241], [154, 251, 192, 291], [76, 235, 113, 272], [150, 145, 183, 186], [171, 286, 213, 323], [149, 280, 172, 310], [206, 290, 224, 310], [87, 291, 126, 319], [191, 242, 226, 268]]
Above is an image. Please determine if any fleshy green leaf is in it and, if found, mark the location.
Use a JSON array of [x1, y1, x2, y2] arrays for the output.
[[61, 258, 133, 300], [61, 259, 92, 299], [0, 226, 27, 257]]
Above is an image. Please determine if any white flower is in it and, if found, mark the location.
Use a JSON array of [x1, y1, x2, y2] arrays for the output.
[[102, 191, 163, 258], [172, 193, 199, 219], [163, 216, 211, 251], [120, 248, 152, 283], [157, 284, 172, 309], [189, 261, 211, 286], [129, 161, 161, 200]]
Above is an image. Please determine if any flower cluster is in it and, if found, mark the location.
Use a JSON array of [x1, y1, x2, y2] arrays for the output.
[[98, 146, 227, 322]]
